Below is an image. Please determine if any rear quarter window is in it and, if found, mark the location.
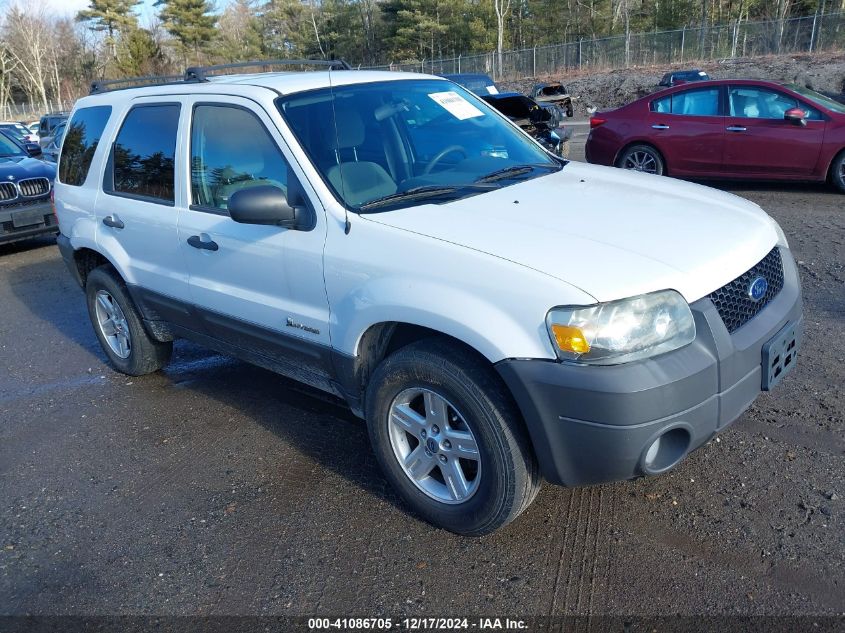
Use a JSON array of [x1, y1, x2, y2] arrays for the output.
[[58, 106, 112, 186], [105, 104, 180, 204]]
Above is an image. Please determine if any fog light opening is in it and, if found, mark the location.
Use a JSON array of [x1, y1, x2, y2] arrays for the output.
[[642, 428, 690, 474]]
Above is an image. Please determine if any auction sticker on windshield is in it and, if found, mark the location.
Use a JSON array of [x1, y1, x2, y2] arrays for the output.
[[428, 91, 484, 120]]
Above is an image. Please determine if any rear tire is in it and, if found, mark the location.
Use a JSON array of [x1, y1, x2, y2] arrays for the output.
[[617, 143, 665, 176], [85, 266, 172, 376], [830, 150, 845, 193], [365, 338, 540, 536]]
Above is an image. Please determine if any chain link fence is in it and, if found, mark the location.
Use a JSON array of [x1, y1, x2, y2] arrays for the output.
[[4, 11, 843, 119], [364, 11, 845, 81], [1, 100, 75, 122]]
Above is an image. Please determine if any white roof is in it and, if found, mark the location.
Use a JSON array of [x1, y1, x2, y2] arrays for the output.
[[78, 70, 445, 108]]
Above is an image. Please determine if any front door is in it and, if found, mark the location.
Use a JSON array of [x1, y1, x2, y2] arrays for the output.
[[722, 85, 826, 177], [177, 97, 333, 379]]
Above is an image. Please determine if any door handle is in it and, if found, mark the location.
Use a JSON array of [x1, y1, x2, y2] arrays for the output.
[[726, 126, 747, 132], [187, 235, 219, 251], [102, 215, 124, 229], [651, 124, 670, 130]]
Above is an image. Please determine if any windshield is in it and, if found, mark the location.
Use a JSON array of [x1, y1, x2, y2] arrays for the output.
[[0, 124, 29, 139], [0, 132, 25, 157], [787, 84, 845, 114], [277, 79, 560, 212]]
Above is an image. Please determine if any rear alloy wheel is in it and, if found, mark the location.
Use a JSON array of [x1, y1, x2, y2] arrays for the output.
[[366, 338, 540, 536], [617, 144, 665, 176], [85, 265, 172, 376], [831, 150, 845, 193]]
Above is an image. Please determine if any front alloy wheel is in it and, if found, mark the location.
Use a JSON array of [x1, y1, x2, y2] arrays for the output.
[[388, 388, 481, 504], [365, 338, 540, 535]]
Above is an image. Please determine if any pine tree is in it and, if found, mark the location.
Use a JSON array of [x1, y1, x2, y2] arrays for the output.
[[77, 0, 141, 59], [116, 28, 168, 77], [261, 0, 313, 58], [155, 0, 218, 66]]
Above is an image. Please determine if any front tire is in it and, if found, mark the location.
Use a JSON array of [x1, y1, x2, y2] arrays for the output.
[[830, 150, 845, 193], [85, 266, 172, 376], [365, 338, 540, 535], [617, 143, 666, 176]]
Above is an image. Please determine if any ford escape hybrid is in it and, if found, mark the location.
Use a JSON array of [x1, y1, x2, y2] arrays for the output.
[[54, 61, 803, 535]]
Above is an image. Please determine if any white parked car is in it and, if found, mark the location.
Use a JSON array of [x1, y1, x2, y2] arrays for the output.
[[54, 62, 802, 535]]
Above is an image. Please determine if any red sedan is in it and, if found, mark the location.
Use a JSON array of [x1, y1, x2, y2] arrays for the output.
[[585, 79, 845, 192]]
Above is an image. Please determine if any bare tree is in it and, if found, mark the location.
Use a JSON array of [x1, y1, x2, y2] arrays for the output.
[[494, 0, 511, 80], [0, 38, 20, 120], [2, 2, 55, 112]]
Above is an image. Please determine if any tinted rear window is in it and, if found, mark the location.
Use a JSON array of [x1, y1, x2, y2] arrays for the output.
[[107, 104, 180, 204], [59, 106, 112, 186]]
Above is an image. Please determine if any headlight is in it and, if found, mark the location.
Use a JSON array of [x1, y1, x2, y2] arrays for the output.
[[546, 290, 696, 365]]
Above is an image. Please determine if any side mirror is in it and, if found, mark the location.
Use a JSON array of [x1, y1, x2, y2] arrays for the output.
[[228, 185, 304, 228], [784, 107, 807, 126], [26, 144, 42, 158]]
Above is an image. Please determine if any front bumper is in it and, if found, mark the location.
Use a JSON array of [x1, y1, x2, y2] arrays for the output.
[[0, 200, 57, 245], [496, 247, 803, 486]]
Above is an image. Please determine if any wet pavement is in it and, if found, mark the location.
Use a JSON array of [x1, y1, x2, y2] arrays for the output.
[[1, 147, 843, 619]]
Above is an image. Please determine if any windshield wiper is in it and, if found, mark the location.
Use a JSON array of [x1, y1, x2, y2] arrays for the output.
[[359, 184, 494, 211], [474, 163, 559, 184]]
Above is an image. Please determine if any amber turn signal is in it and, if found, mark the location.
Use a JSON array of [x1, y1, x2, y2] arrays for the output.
[[550, 324, 591, 354]]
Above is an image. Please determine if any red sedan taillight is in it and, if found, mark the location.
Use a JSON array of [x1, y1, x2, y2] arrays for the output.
[[590, 117, 607, 128]]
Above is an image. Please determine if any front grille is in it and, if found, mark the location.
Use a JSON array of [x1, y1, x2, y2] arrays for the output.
[[0, 182, 17, 202], [708, 247, 784, 333], [18, 177, 50, 197], [0, 197, 51, 211]]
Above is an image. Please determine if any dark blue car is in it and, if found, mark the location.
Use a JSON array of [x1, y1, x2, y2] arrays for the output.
[[0, 130, 57, 246]]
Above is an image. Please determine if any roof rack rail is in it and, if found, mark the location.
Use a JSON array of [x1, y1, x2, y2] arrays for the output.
[[183, 58, 351, 82], [88, 59, 352, 95], [90, 74, 185, 95]]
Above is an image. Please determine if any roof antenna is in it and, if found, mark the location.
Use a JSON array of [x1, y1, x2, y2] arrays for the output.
[[328, 66, 351, 235]]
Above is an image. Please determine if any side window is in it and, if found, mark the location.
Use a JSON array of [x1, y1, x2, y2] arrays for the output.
[[190, 105, 288, 212], [668, 88, 720, 116], [107, 104, 179, 204], [729, 87, 822, 120], [58, 106, 111, 186], [651, 95, 671, 113]]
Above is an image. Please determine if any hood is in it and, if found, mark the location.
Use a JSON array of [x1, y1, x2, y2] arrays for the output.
[[0, 156, 56, 182], [365, 162, 779, 303]]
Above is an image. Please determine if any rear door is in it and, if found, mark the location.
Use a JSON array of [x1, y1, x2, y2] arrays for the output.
[[722, 85, 825, 177], [95, 97, 192, 325], [646, 85, 725, 175]]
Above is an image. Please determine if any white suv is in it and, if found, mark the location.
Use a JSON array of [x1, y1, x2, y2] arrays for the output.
[[54, 62, 803, 535]]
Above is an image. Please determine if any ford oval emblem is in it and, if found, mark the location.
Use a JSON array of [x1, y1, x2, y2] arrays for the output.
[[747, 276, 768, 302]]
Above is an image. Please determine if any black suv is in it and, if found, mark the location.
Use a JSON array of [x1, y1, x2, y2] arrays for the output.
[[38, 113, 69, 148], [0, 131, 57, 246], [658, 69, 710, 87]]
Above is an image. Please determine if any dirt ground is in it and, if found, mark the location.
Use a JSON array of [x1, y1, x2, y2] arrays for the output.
[[501, 51, 845, 116], [0, 138, 843, 627]]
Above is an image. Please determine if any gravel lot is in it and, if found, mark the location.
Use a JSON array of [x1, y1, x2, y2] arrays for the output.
[[1, 139, 843, 623]]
